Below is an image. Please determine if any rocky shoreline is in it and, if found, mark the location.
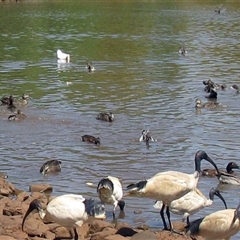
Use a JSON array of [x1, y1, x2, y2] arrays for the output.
[[0, 177, 204, 240]]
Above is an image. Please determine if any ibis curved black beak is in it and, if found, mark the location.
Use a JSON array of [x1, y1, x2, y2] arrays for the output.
[[210, 188, 227, 209], [22, 199, 42, 231], [195, 150, 220, 177]]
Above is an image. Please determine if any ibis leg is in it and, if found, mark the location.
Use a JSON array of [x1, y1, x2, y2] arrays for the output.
[[160, 204, 168, 230]]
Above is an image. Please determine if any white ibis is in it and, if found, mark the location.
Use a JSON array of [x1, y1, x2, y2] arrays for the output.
[[22, 194, 105, 240], [40, 160, 62, 175], [153, 187, 227, 224], [185, 198, 240, 240], [57, 49, 70, 62], [126, 150, 220, 232], [97, 176, 125, 220], [96, 112, 114, 122]]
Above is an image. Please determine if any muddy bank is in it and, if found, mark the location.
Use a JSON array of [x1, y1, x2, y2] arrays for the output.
[[0, 177, 204, 240]]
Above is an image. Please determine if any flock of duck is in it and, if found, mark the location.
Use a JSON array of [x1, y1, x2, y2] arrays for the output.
[[194, 78, 239, 110], [3, 49, 240, 240]]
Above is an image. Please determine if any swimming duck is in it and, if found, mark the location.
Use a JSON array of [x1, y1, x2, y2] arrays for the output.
[[96, 112, 114, 122], [82, 135, 100, 145], [203, 79, 216, 93], [1, 95, 12, 105], [15, 93, 30, 106], [195, 99, 220, 109], [205, 88, 217, 99], [139, 130, 156, 142], [97, 176, 125, 220], [220, 84, 227, 90], [40, 160, 62, 175], [219, 164, 240, 185], [178, 47, 187, 56], [57, 49, 70, 62], [8, 109, 27, 121], [202, 162, 239, 177], [7, 95, 16, 111], [231, 84, 239, 93], [86, 62, 95, 73], [139, 130, 156, 148]]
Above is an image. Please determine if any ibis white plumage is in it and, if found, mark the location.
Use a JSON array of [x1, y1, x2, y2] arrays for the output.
[[97, 176, 125, 220], [185, 198, 240, 240], [153, 187, 227, 224], [22, 194, 105, 240], [126, 150, 220, 232], [57, 49, 70, 62]]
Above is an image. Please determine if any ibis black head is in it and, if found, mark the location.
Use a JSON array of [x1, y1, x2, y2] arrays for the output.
[[84, 199, 105, 218], [118, 200, 125, 211], [209, 187, 227, 209], [195, 150, 220, 177], [22, 199, 43, 231]]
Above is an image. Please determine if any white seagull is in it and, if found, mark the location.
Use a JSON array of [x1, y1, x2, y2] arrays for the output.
[[57, 49, 70, 62]]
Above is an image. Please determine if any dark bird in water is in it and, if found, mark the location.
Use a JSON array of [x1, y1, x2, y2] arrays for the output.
[[178, 47, 187, 56], [231, 84, 239, 94], [202, 161, 239, 177], [139, 130, 156, 148], [86, 62, 95, 73], [96, 112, 114, 122], [40, 160, 62, 175], [15, 93, 30, 106], [8, 109, 27, 121], [7, 95, 16, 111], [1, 95, 12, 105], [97, 176, 125, 220], [82, 135, 100, 145], [195, 99, 220, 109], [205, 88, 217, 99]]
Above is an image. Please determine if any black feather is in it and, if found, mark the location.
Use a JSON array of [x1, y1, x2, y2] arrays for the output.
[[126, 180, 147, 190], [97, 178, 114, 192], [84, 199, 105, 217], [185, 217, 204, 236]]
